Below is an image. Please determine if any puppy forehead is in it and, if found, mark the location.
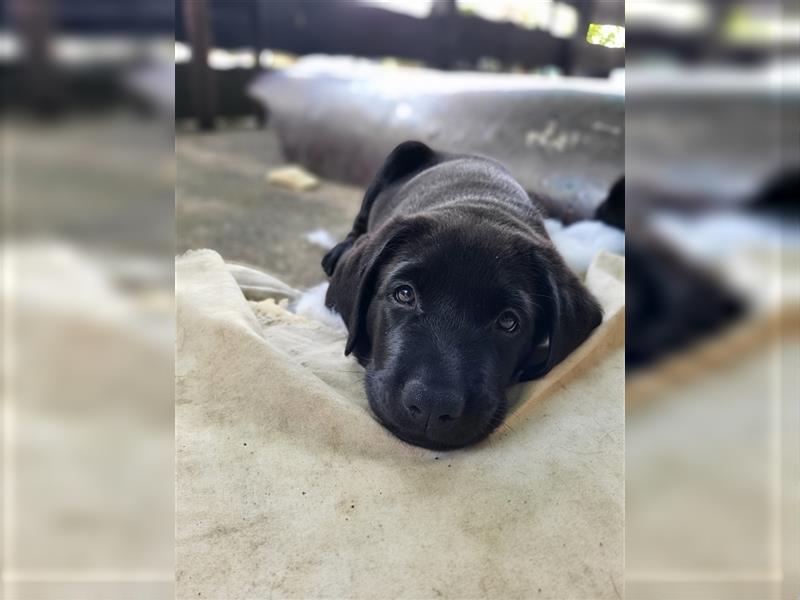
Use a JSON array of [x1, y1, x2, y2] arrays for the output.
[[386, 232, 537, 310]]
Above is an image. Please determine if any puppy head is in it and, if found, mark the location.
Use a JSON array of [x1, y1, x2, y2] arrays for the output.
[[324, 143, 602, 450]]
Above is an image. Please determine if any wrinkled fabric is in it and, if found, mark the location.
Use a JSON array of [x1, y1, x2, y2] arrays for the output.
[[176, 249, 624, 599]]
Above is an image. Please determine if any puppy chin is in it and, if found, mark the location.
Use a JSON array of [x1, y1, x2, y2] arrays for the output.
[[365, 384, 500, 451], [383, 425, 472, 451], [384, 423, 495, 451]]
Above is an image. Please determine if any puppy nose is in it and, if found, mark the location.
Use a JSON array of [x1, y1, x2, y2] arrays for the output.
[[401, 380, 464, 429]]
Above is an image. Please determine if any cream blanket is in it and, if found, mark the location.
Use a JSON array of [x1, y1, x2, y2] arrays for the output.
[[176, 250, 624, 599]]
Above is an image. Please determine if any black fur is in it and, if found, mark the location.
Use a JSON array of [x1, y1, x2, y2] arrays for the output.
[[595, 176, 625, 231], [323, 141, 602, 449]]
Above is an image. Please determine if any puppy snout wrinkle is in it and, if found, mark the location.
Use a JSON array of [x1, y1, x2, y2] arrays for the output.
[[401, 379, 465, 434]]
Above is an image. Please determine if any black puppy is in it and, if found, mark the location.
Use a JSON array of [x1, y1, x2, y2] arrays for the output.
[[323, 141, 602, 450]]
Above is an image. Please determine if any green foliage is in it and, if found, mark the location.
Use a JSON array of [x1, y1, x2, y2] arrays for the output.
[[586, 23, 625, 48]]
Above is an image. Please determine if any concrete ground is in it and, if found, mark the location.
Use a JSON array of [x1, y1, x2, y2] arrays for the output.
[[176, 124, 363, 289]]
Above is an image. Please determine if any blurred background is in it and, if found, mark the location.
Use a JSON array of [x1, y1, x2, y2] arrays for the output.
[[1, 1, 175, 599], [174, 0, 625, 289], [624, 1, 799, 599]]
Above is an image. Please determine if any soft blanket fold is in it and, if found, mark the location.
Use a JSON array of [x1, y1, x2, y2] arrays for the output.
[[176, 249, 624, 599]]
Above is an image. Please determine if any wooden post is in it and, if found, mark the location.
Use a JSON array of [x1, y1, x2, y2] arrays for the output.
[[430, 0, 458, 70], [11, 0, 58, 113], [567, 0, 591, 75], [251, 0, 267, 126], [183, 0, 216, 130]]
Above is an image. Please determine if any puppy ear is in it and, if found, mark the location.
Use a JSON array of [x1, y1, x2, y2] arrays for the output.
[[519, 249, 603, 380], [325, 216, 428, 361], [324, 235, 377, 359], [369, 140, 439, 188], [322, 141, 439, 278], [321, 238, 354, 277]]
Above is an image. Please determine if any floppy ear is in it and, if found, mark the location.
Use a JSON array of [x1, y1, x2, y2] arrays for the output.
[[324, 235, 380, 360], [322, 140, 440, 278], [519, 248, 604, 380], [325, 217, 428, 361]]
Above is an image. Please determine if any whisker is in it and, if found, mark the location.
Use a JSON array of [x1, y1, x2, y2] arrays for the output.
[[501, 422, 516, 436]]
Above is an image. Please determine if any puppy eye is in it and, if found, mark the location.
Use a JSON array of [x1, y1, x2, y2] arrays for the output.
[[393, 285, 416, 306], [497, 311, 519, 333]]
